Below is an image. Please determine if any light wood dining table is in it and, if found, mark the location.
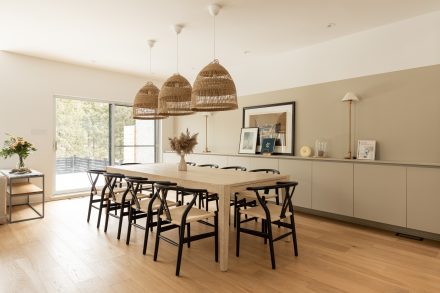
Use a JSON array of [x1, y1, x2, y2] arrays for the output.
[[107, 163, 289, 271]]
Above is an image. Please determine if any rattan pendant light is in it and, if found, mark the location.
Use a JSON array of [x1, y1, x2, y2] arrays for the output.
[[133, 40, 167, 120], [191, 4, 238, 112], [158, 25, 194, 116]]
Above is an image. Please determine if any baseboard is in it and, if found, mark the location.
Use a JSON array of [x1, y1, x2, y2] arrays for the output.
[[295, 206, 440, 242]]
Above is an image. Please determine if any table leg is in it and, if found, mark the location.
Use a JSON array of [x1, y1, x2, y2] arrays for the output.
[[218, 186, 230, 271]]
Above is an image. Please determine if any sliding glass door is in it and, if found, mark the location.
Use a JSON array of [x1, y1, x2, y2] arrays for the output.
[[55, 97, 157, 194]]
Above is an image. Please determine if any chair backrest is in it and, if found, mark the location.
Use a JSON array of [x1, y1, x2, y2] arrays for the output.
[[102, 172, 126, 201], [246, 181, 298, 221], [86, 169, 105, 194], [249, 168, 280, 174], [120, 162, 141, 165], [154, 183, 207, 225], [198, 164, 219, 168], [186, 162, 196, 166], [221, 166, 247, 171]]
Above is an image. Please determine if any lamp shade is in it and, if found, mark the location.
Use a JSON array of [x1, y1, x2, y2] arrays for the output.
[[133, 82, 168, 120], [158, 74, 194, 116], [341, 92, 359, 102], [191, 59, 238, 111]]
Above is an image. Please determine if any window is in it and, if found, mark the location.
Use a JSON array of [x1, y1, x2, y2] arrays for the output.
[[55, 97, 158, 194]]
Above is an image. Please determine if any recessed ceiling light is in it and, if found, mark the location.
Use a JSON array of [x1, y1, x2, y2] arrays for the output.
[[91, 59, 96, 63], [327, 23, 336, 28], [243, 50, 251, 55]]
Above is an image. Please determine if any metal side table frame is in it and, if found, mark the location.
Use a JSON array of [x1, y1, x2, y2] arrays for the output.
[[1, 170, 45, 223]]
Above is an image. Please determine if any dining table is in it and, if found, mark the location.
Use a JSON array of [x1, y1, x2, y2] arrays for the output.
[[107, 163, 289, 271]]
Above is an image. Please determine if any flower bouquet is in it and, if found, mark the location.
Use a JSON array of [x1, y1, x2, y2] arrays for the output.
[[169, 129, 198, 171], [0, 134, 37, 174]]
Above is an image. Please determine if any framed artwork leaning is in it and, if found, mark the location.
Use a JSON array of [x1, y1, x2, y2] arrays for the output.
[[242, 101, 295, 155], [238, 127, 259, 154]]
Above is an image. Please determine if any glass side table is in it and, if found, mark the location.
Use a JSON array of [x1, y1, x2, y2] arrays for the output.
[[0, 170, 45, 223]]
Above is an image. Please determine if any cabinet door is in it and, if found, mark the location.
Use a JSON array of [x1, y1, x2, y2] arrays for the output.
[[226, 156, 251, 170], [354, 164, 406, 227], [407, 167, 440, 234], [312, 162, 353, 216], [279, 160, 312, 208], [248, 157, 279, 171]]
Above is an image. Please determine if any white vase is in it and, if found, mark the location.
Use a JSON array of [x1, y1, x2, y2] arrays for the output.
[[178, 154, 187, 171]]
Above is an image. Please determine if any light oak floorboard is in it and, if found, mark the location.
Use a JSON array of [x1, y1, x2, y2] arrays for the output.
[[0, 197, 439, 292]]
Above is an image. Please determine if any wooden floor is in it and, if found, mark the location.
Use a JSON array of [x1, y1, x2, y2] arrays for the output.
[[1, 198, 440, 293]]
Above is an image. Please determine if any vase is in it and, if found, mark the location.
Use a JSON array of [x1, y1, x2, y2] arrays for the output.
[[178, 154, 187, 171], [17, 155, 25, 169]]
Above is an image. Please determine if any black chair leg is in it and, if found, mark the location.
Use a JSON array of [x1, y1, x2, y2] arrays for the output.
[[290, 214, 298, 256], [143, 213, 151, 255], [262, 219, 267, 244], [233, 196, 237, 228], [97, 196, 105, 229], [117, 203, 125, 240], [176, 224, 186, 276], [236, 210, 241, 257], [87, 193, 93, 222], [153, 217, 162, 261], [267, 223, 276, 269], [104, 202, 111, 233], [214, 212, 218, 262], [126, 207, 133, 245], [186, 223, 191, 248]]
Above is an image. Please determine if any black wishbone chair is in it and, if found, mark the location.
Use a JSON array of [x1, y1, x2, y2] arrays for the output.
[[102, 173, 150, 235], [197, 163, 219, 168], [234, 168, 282, 226], [221, 166, 247, 171], [236, 181, 299, 269], [186, 162, 196, 166], [86, 169, 105, 223], [153, 183, 218, 276]]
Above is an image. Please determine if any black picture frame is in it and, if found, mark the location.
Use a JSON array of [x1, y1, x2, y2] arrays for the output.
[[242, 101, 295, 155]]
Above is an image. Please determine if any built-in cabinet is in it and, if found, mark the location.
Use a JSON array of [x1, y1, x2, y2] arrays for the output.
[[163, 152, 440, 237], [407, 167, 440, 234]]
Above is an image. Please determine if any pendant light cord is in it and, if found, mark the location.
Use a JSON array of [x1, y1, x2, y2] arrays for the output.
[[213, 15, 216, 60], [149, 45, 152, 74], [176, 32, 179, 74]]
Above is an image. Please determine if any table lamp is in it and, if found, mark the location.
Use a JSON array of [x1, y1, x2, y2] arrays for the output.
[[341, 92, 359, 159]]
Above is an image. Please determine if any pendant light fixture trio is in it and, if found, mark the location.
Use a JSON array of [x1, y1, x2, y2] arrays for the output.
[[133, 3, 238, 120]]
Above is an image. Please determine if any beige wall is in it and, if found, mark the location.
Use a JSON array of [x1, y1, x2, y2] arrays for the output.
[[172, 65, 440, 164]]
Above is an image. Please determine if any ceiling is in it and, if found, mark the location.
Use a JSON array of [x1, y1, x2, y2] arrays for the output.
[[1, 0, 440, 90]]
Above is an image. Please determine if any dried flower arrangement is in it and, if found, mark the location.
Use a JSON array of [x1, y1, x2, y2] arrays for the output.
[[169, 129, 198, 171], [169, 129, 198, 156]]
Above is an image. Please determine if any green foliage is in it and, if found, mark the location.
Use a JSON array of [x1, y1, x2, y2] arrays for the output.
[[0, 134, 37, 159]]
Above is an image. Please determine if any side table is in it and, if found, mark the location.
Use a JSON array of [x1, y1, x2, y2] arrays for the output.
[[0, 170, 45, 223]]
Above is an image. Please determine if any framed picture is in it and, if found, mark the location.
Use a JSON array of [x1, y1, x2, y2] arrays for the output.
[[261, 138, 276, 154], [238, 127, 259, 154], [357, 140, 376, 160], [242, 102, 295, 155]]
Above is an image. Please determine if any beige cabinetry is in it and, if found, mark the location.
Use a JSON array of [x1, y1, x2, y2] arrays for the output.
[[407, 167, 440, 234], [278, 160, 312, 208], [311, 162, 354, 216], [162, 152, 440, 237], [354, 164, 406, 226]]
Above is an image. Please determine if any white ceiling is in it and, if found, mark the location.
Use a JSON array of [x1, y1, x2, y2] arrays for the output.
[[2, 0, 440, 89]]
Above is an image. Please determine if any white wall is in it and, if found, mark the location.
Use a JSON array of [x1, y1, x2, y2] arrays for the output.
[[233, 10, 440, 96], [0, 51, 162, 197]]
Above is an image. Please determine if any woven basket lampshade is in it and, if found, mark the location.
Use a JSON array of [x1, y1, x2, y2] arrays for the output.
[[191, 59, 238, 111], [133, 81, 168, 120], [158, 73, 194, 116]]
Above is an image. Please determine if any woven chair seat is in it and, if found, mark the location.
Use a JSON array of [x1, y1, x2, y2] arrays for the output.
[[239, 203, 291, 222], [112, 191, 149, 203], [160, 206, 215, 225], [237, 190, 278, 200], [133, 198, 177, 212]]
